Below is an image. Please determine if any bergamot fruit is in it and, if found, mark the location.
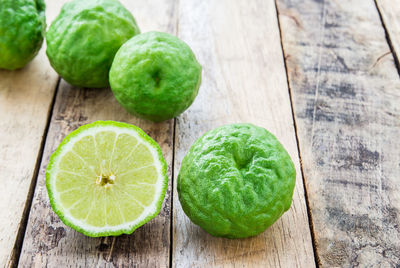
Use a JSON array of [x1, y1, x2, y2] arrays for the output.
[[177, 123, 296, 238], [46, 0, 140, 88], [46, 121, 168, 237], [0, 0, 46, 70], [109, 31, 202, 122]]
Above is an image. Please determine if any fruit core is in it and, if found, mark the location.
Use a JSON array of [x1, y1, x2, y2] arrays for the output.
[[96, 174, 115, 187]]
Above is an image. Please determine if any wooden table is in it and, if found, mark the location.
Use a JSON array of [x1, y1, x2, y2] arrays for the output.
[[1, 0, 399, 267]]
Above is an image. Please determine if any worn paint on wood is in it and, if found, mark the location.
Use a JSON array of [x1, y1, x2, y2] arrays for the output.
[[376, 0, 400, 68], [0, 1, 63, 266], [276, 0, 400, 266], [18, 0, 177, 267], [172, 0, 315, 267]]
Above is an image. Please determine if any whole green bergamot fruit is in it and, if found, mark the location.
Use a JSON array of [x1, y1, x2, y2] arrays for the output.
[[109, 31, 202, 122], [46, 0, 140, 88], [177, 123, 296, 238], [0, 0, 46, 70]]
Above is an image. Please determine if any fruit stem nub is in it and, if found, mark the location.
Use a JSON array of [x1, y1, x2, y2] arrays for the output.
[[152, 70, 161, 88]]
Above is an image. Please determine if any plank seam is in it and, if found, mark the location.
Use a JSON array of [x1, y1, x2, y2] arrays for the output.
[[374, 0, 400, 77], [273, 1, 321, 266], [10, 77, 61, 268], [169, 118, 177, 268]]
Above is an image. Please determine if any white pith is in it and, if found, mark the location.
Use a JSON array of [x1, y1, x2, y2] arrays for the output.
[[48, 125, 165, 234]]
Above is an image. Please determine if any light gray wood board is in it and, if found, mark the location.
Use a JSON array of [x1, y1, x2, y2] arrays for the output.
[[18, 82, 173, 268], [276, 0, 400, 266], [0, 0, 63, 265], [172, 0, 315, 267], [376, 0, 400, 68], [18, 0, 177, 266]]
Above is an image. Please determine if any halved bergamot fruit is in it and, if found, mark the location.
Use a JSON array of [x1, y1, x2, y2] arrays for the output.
[[46, 121, 168, 237]]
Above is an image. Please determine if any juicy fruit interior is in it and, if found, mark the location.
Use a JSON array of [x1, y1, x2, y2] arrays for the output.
[[48, 124, 165, 235]]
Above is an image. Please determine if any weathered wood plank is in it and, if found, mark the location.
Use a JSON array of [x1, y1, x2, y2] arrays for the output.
[[0, 1, 62, 266], [376, 0, 400, 67], [18, 0, 177, 267], [276, 0, 400, 266], [172, 0, 315, 267]]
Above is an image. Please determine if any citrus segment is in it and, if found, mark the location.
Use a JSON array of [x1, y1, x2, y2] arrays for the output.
[[118, 165, 159, 185], [55, 172, 90, 192], [111, 133, 139, 172], [72, 135, 99, 172], [59, 151, 97, 177]]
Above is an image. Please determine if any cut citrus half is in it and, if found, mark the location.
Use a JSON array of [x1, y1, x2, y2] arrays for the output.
[[46, 121, 168, 237]]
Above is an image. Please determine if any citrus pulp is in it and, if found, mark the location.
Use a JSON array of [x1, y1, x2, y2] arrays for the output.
[[46, 121, 168, 237]]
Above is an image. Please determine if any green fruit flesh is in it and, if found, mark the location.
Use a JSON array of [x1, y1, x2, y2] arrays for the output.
[[46, 121, 168, 237], [110, 31, 202, 122], [177, 123, 296, 238]]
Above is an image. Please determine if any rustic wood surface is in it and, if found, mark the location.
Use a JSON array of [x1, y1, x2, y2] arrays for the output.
[[172, 0, 314, 267], [276, 0, 400, 266], [0, 47, 57, 268], [376, 0, 400, 67], [0, 1, 62, 266], [18, 0, 176, 267], [18, 82, 173, 267], [0, 0, 399, 267]]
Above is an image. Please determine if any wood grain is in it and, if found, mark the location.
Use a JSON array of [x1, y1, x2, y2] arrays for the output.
[[276, 0, 400, 266], [0, 1, 63, 266], [18, 0, 177, 267], [172, 0, 315, 267], [376, 0, 400, 67]]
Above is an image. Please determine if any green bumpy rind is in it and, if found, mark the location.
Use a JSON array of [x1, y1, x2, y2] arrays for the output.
[[177, 123, 296, 238], [109, 31, 202, 122], [46, 0, 140, 88], [46, 121, 169, 237], [0, 0, 46, 70]]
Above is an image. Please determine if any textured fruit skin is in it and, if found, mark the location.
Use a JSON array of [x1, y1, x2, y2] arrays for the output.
[[0, 0, 45, 70], [46, 121, 168, 237], [177, 123, 296, 238], [109, 31, 202, 122], [46, 0, 140, 88]]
